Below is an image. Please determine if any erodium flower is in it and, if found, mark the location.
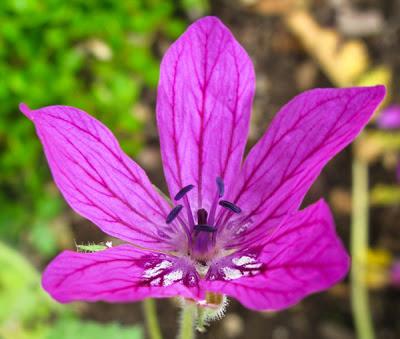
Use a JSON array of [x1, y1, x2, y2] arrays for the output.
[[376, 105, 400, 181], [376, 105, 400, 130], [20, 16, 385, 311]]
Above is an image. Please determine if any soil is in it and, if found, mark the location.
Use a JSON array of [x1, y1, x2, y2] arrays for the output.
[[63, 0, 400, 338]]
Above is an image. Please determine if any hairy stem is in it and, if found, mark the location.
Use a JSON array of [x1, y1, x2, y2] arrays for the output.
[[143, 299, 163, 339], [351, 156, 375, 339], [178, 304, 196, 339], [195, 305, 207, 333]]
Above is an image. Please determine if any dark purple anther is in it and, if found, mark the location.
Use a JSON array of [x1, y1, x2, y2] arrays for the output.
[[166, 204, 183, 223], [174, 184, 195, 200], [216, 176, 224, 197], [219, 200, 241, 213]]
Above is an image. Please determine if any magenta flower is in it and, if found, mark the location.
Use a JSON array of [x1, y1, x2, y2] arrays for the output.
[[20, 17, 385, 311], [376, 105, 400, 129], [376, 105, 400, 181], [391, 261, 400, 287]]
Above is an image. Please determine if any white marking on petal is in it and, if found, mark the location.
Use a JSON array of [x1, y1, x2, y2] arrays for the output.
[[235, 225, 247, 235], [232, 256, 255, 266], [208, 274, 217, 281], [189, 275, 196, 284], [150, 277, 161, 286], [195, 262, 209, 276], [222, 267, 243, 280], [143, 260, 172, 278], [163, 270, 183, 286], [245, 263, 263, 269]]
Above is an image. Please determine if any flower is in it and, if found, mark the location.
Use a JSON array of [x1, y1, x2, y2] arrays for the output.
[[376, 105, 400, 181], [20, 16, 385, 311], [391, 261, 400, 287], [376, 105, 400, 130]]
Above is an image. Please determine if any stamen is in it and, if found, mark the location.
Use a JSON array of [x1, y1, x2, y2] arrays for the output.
[[194, 225, 216, 232], [174, 184, 195, 200], [166, 205, 183, 224], [207, 177, 224, 226], [219, 200, 241, 213], [216, 177, 224, 197], [174, 184, 195, 230]]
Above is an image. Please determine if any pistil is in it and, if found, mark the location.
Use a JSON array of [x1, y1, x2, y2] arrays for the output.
[[164, 178, 243, 261]]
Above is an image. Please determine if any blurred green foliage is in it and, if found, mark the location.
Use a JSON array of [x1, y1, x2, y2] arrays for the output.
[[0, 241, 143, 339], [0, 241, 59, 338], [46, 319, 143, 339], [371, 184, 400, 206], [0, 0, 206, 255]]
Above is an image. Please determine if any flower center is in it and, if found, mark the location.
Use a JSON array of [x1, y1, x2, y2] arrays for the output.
[[165, 178, 242, 263]]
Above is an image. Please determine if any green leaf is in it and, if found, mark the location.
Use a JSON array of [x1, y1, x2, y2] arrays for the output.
[[0, 241, 61, 338], [46, 318, 143, 339]]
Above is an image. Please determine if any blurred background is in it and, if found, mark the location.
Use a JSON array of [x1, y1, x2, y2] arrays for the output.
[[0, 0, 399, 338]]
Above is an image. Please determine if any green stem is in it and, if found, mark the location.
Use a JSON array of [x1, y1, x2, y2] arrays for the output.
[[143, 299, 163, 339], [351, 156, 375, 339], [195, 305, 207, 333], [178, 304, 196, 339]]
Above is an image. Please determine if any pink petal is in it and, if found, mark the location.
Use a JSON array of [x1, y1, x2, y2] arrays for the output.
[[43, 245, 202, 303], [156, 16, 255, 210], [229, 86, 385, 246], [20, 104, 173, 249], [203, 200, 350, 311]]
